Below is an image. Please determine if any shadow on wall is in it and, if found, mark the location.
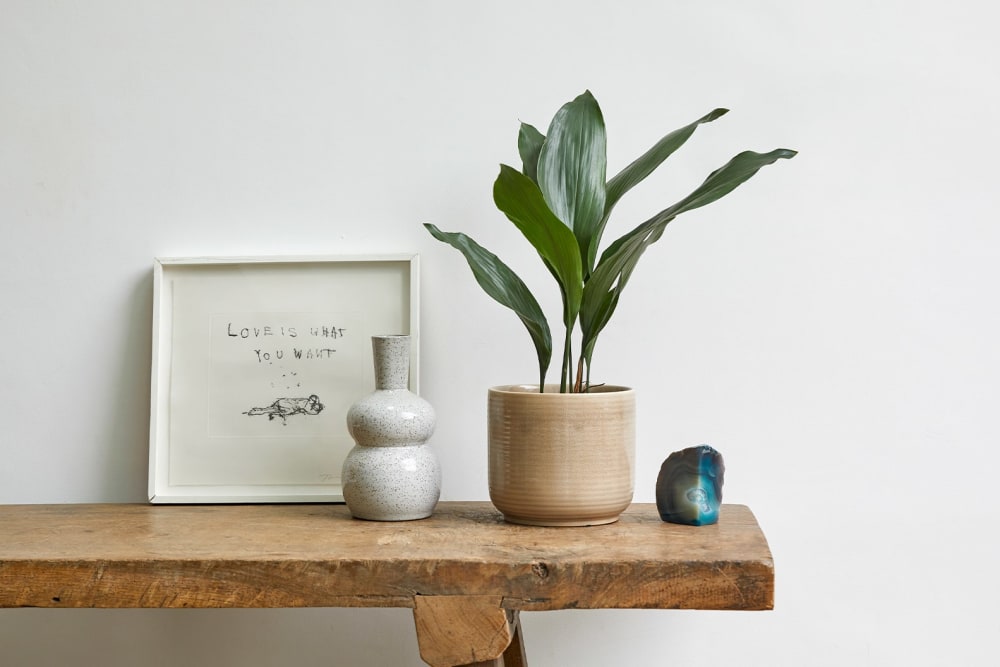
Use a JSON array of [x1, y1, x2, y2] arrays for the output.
[[97, 268, 154, 502]]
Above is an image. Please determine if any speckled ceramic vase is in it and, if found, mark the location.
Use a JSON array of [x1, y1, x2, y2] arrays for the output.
[[488, 384, 635, 526], [342, 335, 440, 521]]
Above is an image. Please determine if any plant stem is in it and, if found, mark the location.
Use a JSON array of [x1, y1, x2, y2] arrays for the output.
[[560, 325, 573, 393], [573, 355, 585, 393]]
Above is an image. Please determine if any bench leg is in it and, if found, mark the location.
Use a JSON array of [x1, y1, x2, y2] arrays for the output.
[[499, 612, 527, 667], [412, 595, 527, 667]]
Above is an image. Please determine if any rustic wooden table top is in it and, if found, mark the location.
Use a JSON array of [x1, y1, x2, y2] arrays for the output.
[[0, 501, 773, 612]]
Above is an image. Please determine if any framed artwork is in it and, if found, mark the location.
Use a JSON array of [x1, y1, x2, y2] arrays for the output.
[[148, 255, 419, 503]]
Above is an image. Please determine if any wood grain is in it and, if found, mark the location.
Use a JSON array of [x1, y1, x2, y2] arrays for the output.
[[413, 595, 512, 666], [0, 502, 773, 612]]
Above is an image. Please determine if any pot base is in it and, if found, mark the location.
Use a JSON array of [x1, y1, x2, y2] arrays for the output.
[[499, 513, 622, 527]]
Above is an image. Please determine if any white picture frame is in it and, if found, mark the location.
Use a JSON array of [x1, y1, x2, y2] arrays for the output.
[[148, 255, 419, 503]]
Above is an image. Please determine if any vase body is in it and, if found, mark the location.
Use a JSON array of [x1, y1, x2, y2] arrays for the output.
[[342, 335, 440, 521], [488, 384, 635, 526]]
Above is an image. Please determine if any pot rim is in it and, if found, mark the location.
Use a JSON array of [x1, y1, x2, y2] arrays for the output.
[[489, 383, 634, 396]]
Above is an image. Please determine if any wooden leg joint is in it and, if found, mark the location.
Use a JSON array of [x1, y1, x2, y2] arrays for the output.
[[412, 595, 526, 667]]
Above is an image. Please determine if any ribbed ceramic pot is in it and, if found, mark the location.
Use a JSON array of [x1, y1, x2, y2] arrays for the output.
[[342, 335, 440, 521], [488, 384, 635, 526]]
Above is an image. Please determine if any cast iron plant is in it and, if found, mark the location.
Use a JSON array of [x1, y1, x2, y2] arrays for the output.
[[426, 91, 795, 393]]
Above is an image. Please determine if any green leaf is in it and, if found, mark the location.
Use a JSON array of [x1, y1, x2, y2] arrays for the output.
[[580, 218, 666, 370], [536, 90, 607, 270], [424, 223, 552, 387], [604, 108, 728, 213], [580, 288, 618, 364], [590, 108, 727, 272], [581, 147, 796, 369], [493, 164, 584, 324], [518, 122, 545, 184], [668, 148, 799, 215]]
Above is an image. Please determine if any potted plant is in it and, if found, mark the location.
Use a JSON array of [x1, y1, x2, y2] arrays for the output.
[[426, 91, 795, 525]]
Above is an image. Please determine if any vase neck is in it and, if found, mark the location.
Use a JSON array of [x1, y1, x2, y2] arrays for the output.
[[372, 335, 410, 390]]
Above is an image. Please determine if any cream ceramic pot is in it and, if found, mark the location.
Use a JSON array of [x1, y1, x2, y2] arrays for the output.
[[487, 384, 635, 526]]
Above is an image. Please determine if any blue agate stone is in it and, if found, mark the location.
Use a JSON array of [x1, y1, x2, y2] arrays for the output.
[[656, 445, 725, 526]]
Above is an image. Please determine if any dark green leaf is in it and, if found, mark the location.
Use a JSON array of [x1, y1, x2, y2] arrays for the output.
[[580, 217, 667, 370], [536, 90, 607, 268], [580, 288, 618, 363], [667, 148, 799, 216], [518, 122, 545, 184], [590, 108, 727, 272], [581, 147, 796, 367], [424, 223, 552, 387], [604, 108, 728, 213], [493, 164, 584, 323]]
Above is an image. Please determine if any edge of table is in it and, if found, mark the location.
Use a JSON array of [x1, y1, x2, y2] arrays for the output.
[[0, 501, 773, 612]]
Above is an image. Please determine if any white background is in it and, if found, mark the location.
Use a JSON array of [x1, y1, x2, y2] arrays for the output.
[[2, 1, 997, 665]]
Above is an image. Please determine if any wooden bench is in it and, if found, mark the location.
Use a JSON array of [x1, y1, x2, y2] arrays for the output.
[[0, 502, 773, 666]]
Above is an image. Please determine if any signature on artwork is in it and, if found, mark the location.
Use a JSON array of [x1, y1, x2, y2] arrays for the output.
[[244, 395, 324, 424]]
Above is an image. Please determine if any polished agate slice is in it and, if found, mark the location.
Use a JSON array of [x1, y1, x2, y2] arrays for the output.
[[655, 445, 725, 526]]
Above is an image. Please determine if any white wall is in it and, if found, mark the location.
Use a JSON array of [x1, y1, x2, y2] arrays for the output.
[[2, 1, 997, 665]]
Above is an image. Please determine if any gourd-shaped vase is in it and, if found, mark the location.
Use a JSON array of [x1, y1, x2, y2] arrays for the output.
[[342, 335, 440, 520]]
